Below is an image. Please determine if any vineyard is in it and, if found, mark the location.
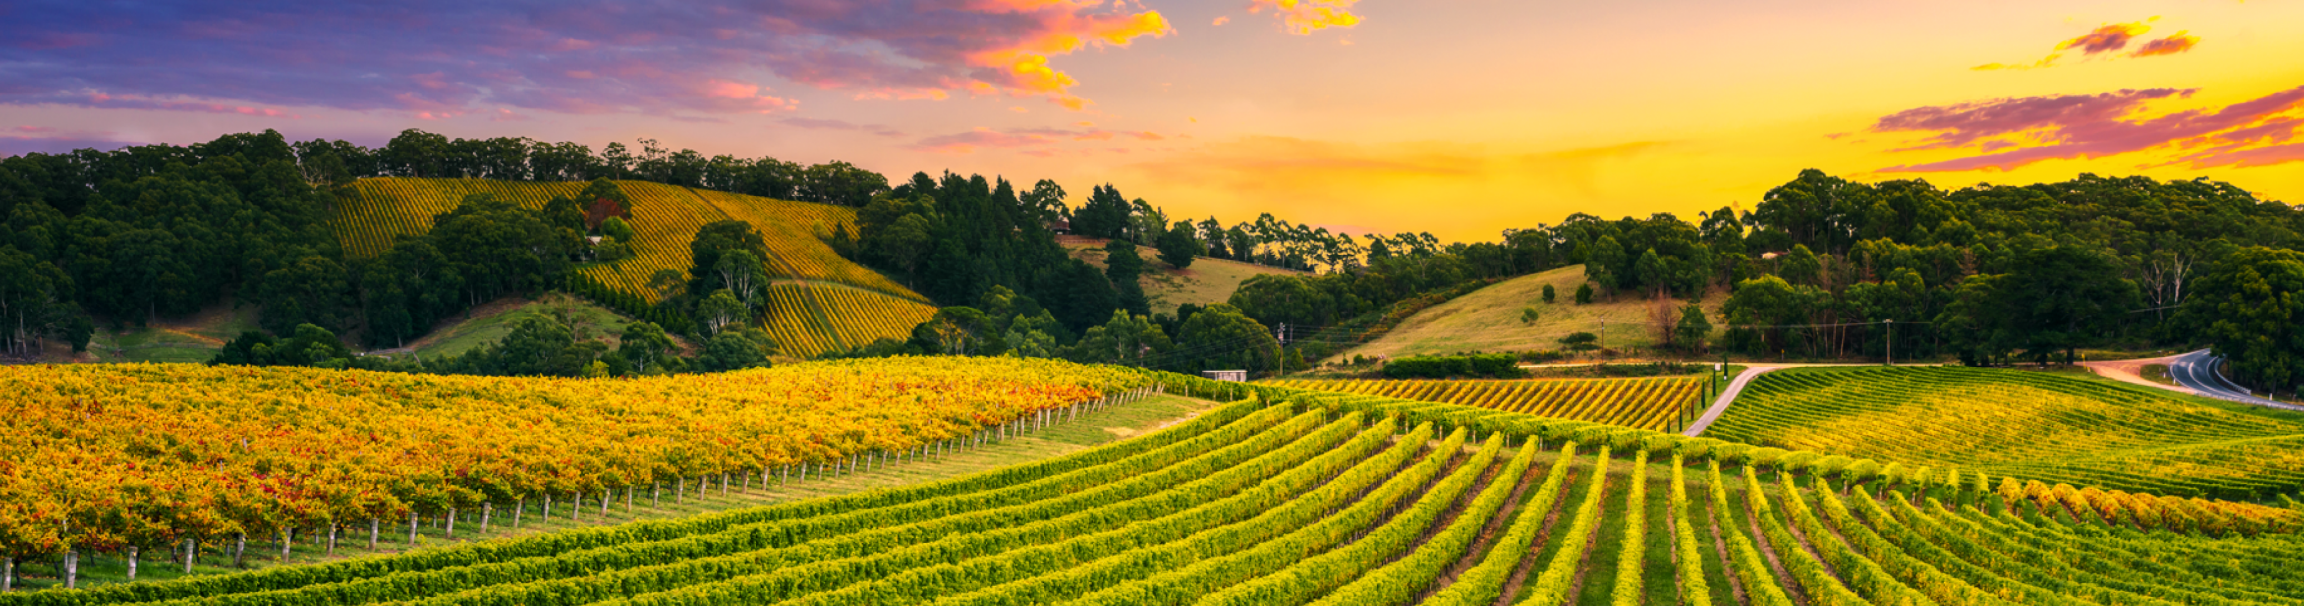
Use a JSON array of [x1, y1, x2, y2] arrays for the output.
[[6, 377, 2299, 604], [0, 358, 1155, 591], [332, 178, 935, 356], [1707, 366, 2304, 499], [1270, 377, 1708, 432], [760, 284, 939, 358]]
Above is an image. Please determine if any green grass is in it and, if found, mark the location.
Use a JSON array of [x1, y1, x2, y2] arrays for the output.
[[1709, 366, 2304, 498], [1063, 236, 1307, 315], [77, 303, 263, 364], [3, 393, 1221, 592], [1336, 265, 1725, 362], [395, 293, 658, 359]]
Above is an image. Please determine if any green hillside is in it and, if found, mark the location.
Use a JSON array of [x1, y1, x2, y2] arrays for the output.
[[332, 177, 935, 355], [1709, 366, 2304, 498], [1336, 264, 1727, 361], [1062, 236, 1308, 315]]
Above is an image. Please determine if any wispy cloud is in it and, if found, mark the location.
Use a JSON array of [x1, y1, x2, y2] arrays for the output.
[[0, 126, 142, 157], [908, 125, 1163, 153], [781, 117, 905, 137], [1972, 21, 2199, 71], [0, 0, 1172, 117], [1247, 0, 1362, 35], [1869, 85, 2304, 172]]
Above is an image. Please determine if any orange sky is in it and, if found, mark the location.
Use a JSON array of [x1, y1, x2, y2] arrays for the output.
[[7, 0, 2304, 243]]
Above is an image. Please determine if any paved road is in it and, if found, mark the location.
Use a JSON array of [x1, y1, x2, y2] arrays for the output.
[[2167, 349, 2304, 411], [1682, 367, 1778, 437]]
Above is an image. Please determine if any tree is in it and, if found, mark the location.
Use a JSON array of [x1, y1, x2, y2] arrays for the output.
[[1559, 331, 1600, 355], [1574, 283, 1594, 304], [646, 269, 686, 301], [1542, 284, 1556, 304], [1634, 248, 1669, 298], [1228, 275, 1333, 331], [210, 323, 353, 368], [600, 217, 635, 242], [1104, 239, 1145, 286], [2181, 247, 2304, 392], [1674, 303, 1713, 353], [1943, 246, 2136, 365], [1044, 259, 1119, 333], [1520, 308, 1540, 325], [1174, 303, 1277, 373], [687, 220, 767, 297], [911, 306, 1000, 356], [713, 250, 767, 308], [695, 290, 748, 336], [617, 321, 676, 374], [1020, 179, 1069, 224], [1778, 244, 1822, 287], [255, 256, 351, 335], [1156, 221, 1203, 270], [697, 327, 773, 370], [578, 178, 633, 230], [1071, 184, 1133, 239], [1584, 236, 1625, 299]]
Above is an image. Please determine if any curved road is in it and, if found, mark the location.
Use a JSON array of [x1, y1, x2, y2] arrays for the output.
[[1682, 367, 1777, 437], [2167, 349, 2304, 411]]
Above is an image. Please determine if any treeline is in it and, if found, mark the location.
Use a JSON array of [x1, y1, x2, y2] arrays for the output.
[[1029, 169, 2304, 381], [295, 129, 889, 206]]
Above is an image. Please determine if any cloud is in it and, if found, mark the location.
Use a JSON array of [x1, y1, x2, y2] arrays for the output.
[[1868, 85, 2304, 172], [908, 124, 1161, 153], [0, 0, 1172, 118], [2130, 33, 2198, 57], [2061, 22, 2148, 55], [780, 117, 904, 137], [0, 127, 143, 157], [1212, 16, 1230, 26], [1972, 20, 2194, 70], [1248, 0, 1362, 35]]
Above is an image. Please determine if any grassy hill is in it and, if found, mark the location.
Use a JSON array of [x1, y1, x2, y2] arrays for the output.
[[334, 177, 934, 356], [1335, 264, 1726, 361], [1710, 366, 2304, 498], [1060, 236, 1308, 315]]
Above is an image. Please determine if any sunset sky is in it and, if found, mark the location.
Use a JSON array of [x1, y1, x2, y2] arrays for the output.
[[6, 0, 2304, 242]]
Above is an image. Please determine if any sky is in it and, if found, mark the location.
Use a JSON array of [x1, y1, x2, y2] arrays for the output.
[[5, 0, 2304, 243]]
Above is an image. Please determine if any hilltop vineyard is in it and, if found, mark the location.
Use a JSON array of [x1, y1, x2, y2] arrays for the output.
[[1708, 366, 2304, 499], [1272, 377, 1709, 432], [331, 177, 936, 355], [6, 380, 2297, 605]]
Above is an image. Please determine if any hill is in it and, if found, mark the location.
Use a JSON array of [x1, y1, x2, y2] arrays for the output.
[[333, 177, 934, 356], [1060, 235, 1307, 315], [1335, 264, 1727, 361], [12, 380, 2296, 604], [1708, 366, 2304, 498]]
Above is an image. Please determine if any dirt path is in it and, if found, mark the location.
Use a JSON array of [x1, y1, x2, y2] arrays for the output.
[[2077, 353, 2196, 395]]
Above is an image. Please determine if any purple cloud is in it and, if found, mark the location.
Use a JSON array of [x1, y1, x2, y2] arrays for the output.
[[781, 117, 905, 137], [1870, 85, 2304, 172], [0, 0, 1171, 118], [0, 126, 143, 156]]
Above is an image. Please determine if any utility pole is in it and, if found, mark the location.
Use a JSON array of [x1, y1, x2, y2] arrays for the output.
[[1275, 323, 1287, 377], [1885, 319, 1894, 366]]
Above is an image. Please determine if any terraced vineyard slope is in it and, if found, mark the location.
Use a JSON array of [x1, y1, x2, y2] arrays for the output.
[[1709, 366, 2304, 499], [11, 380, 2295, 604], [1271, 376, 1707, 432], [332, 177, 934, 354]]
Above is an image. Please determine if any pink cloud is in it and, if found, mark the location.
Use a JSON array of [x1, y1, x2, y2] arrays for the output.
[[2130, 33, 2198, 58], [1, 1, 1172, 117], [2060, 23, 2146, 55], [1872, 85, 2304, 172], [909, 124, 1161, 153]]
